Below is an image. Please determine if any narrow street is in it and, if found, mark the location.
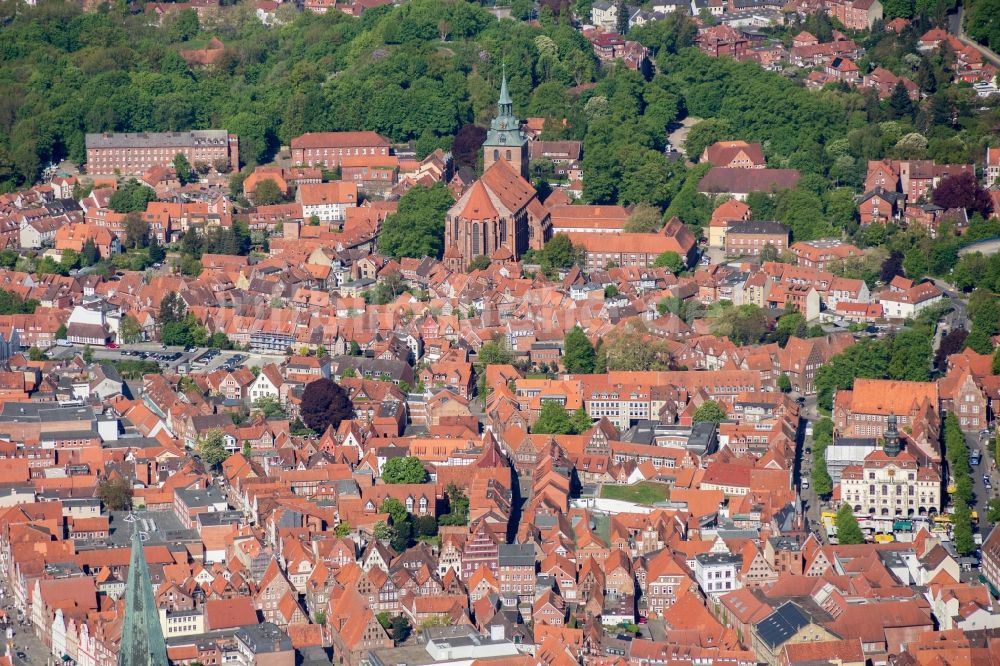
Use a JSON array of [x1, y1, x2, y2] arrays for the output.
[[968, 430, 996, 545], [949, 4, 1000, 68], [795, 394, 828, 543], [0, 585, 51, 666]]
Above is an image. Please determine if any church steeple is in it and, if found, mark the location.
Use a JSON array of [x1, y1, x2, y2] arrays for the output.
[[483, 66, 529, 179], [119, 526, 168, 666], [498, 66, 513, 114]]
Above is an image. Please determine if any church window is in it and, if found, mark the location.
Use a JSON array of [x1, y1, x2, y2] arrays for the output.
[[500, 218, 506, 243], [493, 149, 499, 161], [472, 224, 480, 256], [453, 218, 458, 241], [506, 150, 512, 161]]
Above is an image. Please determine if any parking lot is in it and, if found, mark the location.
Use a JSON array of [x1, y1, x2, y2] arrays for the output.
[[48, 343, 286, 375]]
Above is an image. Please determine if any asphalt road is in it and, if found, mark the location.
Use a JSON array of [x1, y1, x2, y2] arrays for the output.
[[795, 394, 827, 542], [950, 4, 1000, 68], [969, 430, 996, 539]]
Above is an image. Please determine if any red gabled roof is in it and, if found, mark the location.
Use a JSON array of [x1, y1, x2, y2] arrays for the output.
[[459, 180, 499, 219], [291, 131, 390, 149]]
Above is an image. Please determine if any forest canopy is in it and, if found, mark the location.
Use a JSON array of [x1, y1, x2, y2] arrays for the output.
[[1, 0, 998, 244]]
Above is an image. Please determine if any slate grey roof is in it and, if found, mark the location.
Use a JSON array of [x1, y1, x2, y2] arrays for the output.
[[755, 601, 812, 649], [727, 220, 790, 235], [235, 622, 293, 654], [86, 130, 229, 149], [498, 543, 535, 568], [176, 486, 227, 508]]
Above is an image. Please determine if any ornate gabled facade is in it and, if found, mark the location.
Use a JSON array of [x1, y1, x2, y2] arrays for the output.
[[838, 414, 942, 522]]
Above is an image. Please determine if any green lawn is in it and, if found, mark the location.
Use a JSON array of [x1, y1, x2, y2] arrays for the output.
[[600, 482, 671, 505]]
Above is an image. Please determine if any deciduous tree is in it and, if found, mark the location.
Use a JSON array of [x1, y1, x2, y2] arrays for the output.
[[110, 180, 156, 215], [811, 452, 833, 496], [563, 325, 596, 374], [652, 251, 683, 273], [953, 497, 975, 555], [173, 153, 194, 185], [693, 400, 725, 424], [198, 429, 229, 470], [452, 125, 487, 170], [252, 178, 284, 205], [378, 183, 454, 260], [118, 315, 142, 344], [466, 255, 491, 272], [932, 172, 993, 217], [835, 503, 865, 544], [532, 400, 574, 434], [124, 213, 150, 250], [382, 456, 427, 484], [81, 238, 99, 267], [300, 378, 354, 434], [97, 477, 133, 511], [539, 233, 580, 272], [623, 203, 662, 233]]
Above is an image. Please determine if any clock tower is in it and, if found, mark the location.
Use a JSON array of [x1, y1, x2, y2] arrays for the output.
[[483, 69, 529, 180]]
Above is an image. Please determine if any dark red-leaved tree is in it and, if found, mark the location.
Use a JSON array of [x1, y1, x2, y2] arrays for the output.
[[932, 172, 993, 218], [934, 327, 967, 371], [880, 250, 904, 283], [452, 125, 487, 170], [301, 378, 354, 434], [539, 0, 571, 16]]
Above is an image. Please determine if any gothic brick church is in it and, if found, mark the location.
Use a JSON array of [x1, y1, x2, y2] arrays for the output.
[[443, 73, 551, 272]]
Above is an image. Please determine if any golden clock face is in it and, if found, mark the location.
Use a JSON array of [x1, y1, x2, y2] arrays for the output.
[[498, 121, 507, 129]]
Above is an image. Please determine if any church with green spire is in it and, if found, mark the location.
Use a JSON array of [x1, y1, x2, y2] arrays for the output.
[[118, 527, 169, 666], [482, 68, 529, 179]]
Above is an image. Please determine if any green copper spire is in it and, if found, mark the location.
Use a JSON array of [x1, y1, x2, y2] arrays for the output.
[[484, 66, 527, 152], [119, 526, 168, 666], [498, 64, 513, 109]]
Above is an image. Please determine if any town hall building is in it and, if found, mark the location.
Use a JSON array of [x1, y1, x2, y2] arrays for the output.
[[443, 74, 551, 271]]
